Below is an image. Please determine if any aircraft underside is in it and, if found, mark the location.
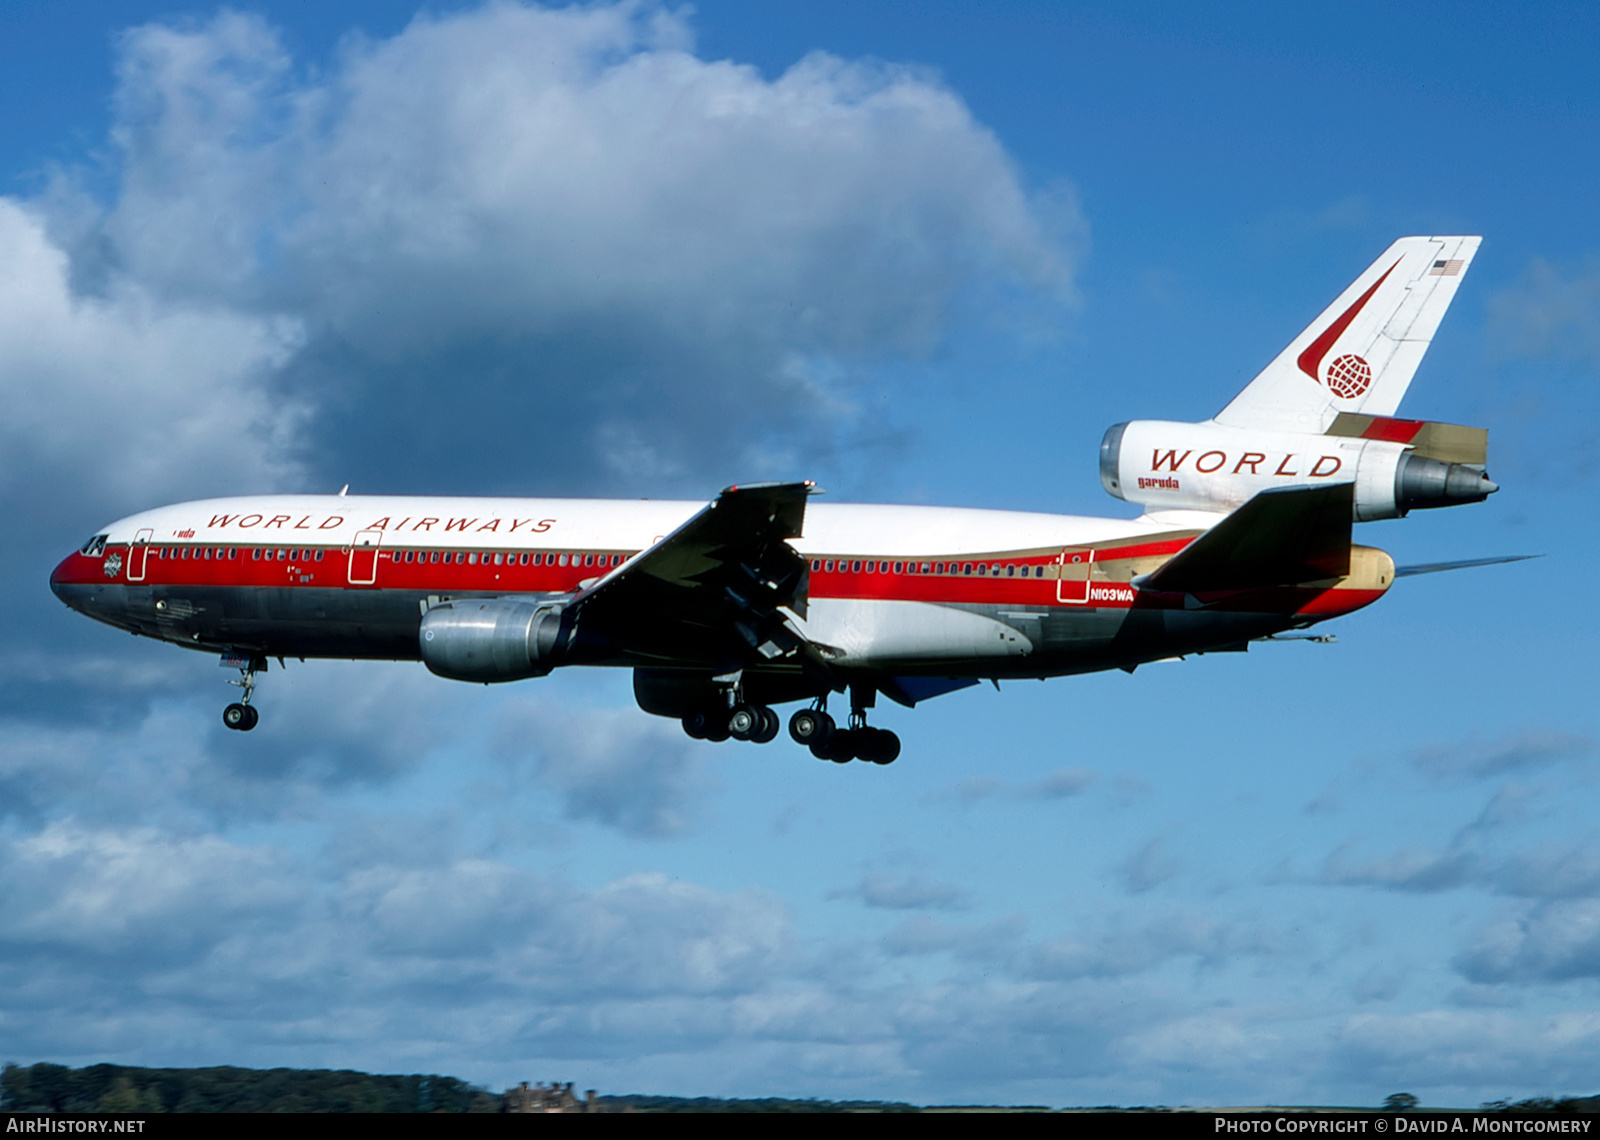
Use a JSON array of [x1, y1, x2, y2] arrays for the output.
[[58, 576, 1317, 752]]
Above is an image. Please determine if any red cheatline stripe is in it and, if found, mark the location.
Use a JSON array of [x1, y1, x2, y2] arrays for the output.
[[1297, 260, 1400, 382]]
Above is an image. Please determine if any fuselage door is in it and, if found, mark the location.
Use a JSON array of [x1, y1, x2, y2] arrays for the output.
[[348, 530, 383, 585], [127, 529, 154, 582], [1057, 547, 1095, 604]]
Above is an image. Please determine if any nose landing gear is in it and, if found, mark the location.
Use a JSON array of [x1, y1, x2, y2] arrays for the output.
[[221, 653, 266, 731]]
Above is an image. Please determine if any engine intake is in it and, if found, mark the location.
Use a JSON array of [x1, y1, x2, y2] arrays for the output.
[[420, 599, 567, 682]]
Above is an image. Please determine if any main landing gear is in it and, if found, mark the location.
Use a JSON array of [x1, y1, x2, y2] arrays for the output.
[[222, 653, 266, 732], [682, 689, 900, 764], [790, 703, 901, 766]]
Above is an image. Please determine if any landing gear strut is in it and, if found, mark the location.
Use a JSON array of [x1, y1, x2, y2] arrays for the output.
[[222, 653, 266, 732], [680, 670, 780, 745], [799, 693, 899, 765]]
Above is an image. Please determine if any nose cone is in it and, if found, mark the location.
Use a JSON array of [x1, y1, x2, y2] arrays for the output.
[[50, 550, 97, 615], [50, 553, 73, 601]]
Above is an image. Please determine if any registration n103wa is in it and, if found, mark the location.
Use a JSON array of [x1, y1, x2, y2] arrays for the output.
[[52, 236, 1518, 764]]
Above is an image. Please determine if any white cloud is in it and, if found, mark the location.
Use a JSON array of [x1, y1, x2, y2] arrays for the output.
[[1488, 257, 1600, 368], [0, 199, 305, 512], [38, 2, 1077, 497], [0, 823, 292, 954]]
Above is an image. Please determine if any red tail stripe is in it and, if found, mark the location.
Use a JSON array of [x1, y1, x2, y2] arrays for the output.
[[1297, 260, 1399, 382]]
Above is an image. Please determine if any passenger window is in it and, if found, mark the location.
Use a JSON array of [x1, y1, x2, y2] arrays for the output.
[[962, 563, 973, 575], [313, 550, 321, 562], [921, 563, 931, 574], [824, 560, 834, 572], [1006, 565, 1015, 577], [811, 559, 821, 572], [533, 553, 543, 566], [851, 560, 862, 573], [252, 549, 261, 561]]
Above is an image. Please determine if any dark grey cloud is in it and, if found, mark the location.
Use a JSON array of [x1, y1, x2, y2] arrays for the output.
[[1332, 1008, 1600, 1097], [494, 700, 715, 838], [880, 914, 1027, 961], [1410, 730, 1594, 784], [834, 870, 971, 911], [1115, 835, 1183, 894], [1455, 901, 1600, 984], [1017, 767, 1096, 800], [0, 663, 455, 829], [1019, 910, 1287, 981]]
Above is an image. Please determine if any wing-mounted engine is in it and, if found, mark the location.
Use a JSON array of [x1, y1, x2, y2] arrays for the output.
[[420, 598, 568, 682], [1100, 415, 1496, 521]]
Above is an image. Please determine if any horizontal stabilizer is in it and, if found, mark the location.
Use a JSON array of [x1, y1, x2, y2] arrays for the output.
[[1395, 554, 1539, 578], [1138, 483, 1354, 594]]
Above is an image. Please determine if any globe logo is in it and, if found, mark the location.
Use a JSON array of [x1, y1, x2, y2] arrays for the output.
[[1325, 353, 1372, 399]]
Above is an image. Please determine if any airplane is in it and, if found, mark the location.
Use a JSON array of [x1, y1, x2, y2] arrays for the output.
[[51, 236, 1515, 764]]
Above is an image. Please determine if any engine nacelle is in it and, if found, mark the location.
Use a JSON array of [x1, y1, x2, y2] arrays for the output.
[[1100, 417, 1495, 521], [419, 598, 567, 682]]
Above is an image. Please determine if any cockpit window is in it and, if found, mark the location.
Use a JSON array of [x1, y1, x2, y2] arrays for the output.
[[79, 535, 108, 557]]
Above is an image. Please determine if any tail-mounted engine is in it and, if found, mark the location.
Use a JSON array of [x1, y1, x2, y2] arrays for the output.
[[1100, 413, 1496, 521], [420, 598, 568, 682]]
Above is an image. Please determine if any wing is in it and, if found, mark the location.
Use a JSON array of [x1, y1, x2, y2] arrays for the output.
[[566, 481, 823, 673], [1135, 482, 1355, 594]]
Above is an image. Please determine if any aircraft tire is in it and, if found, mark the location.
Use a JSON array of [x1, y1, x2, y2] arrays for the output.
[[789, 709, 834, 746], [861, 728, 900, 765], [813, 729, 856, 763], [728, 704, 760, 741], [223, 703, 249, 731], [750, 706, 780, 744], [681, 710, 710, 739], [240, 705, 260, 732]]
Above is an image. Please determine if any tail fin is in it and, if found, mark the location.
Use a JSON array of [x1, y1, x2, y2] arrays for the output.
[[1215, 236, 1480, 432]]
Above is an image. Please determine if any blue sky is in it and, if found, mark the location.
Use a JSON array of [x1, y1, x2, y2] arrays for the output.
[[3, 0, 1598, 1109]]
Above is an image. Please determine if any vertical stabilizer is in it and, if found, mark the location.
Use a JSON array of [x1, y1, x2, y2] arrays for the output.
[[1214, 236, 1480, 432]]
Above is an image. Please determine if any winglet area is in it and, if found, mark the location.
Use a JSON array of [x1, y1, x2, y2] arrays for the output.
[[1137, 483, 1354, 594]]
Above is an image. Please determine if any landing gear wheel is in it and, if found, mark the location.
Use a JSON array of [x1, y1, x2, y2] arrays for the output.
[[240, 705, 259, 731], [858, 727, 900, 765], [682, 710, 711, 739], [223, 702, 256, 731], [813, 729, 857, 763], [728, 703, 761, 741], [703, 715, 731, 742], [749, 706, 780, 744], [789, 709, 835, 747]]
